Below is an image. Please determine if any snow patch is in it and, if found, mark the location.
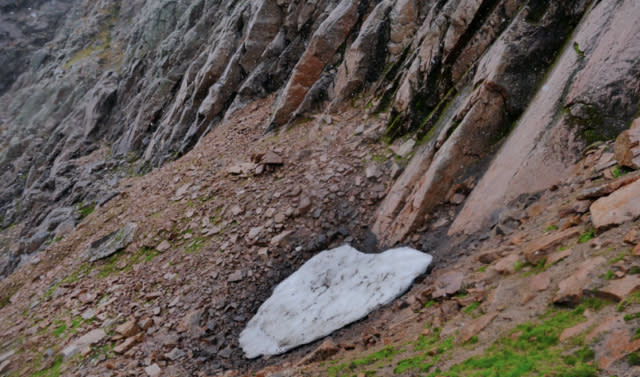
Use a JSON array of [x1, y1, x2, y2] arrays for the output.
[[239, 245, 433, 358]]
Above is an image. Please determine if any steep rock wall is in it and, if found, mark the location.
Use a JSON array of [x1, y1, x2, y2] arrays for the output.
[[0, 0, 639, 277]]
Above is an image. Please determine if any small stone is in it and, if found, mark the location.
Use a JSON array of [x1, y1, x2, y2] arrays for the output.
[[138, 318, 153, 331], [624, 229, 640, 245], [529, 271, 551, 292], [218, 346, 233, 359], [248, 226, 263, 240], [270, 230, 293, 246], [546, 248, 572, 266], [113, 335, 140, 354], [231, 205, 244, 216], [459, 313, 498, 343], [274, 213, 286, 223], [144, 363, 162, 377], [115, 320, 140, 338], [175, 184, 191, 199], [365, 164, 382, 179], [297, 339, 339, 366], [298, 197, 312, 214], [81, 309, 95, 320], [633, 244, 640, 256], [262, 151, 284, 165], [165, 347, 185, 361], [228, 271, 243, 282], [493, 253, 521, 275], [431, 271, 464, 298], [477, 249, 502, 264], [450, 193, 466, 205]]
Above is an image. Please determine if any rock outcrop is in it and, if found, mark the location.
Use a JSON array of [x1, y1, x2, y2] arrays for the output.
[[1, 0, 639, 278]]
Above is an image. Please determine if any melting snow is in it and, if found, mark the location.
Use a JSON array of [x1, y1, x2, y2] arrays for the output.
[[239, 244, 433, 358]]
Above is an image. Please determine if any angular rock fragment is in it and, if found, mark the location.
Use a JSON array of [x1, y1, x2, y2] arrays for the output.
[[61, 329, 106, 359], [523, 226, 583, 265], [590, 179, 640, 228], [239, 245, 432, 358], [598, 275, 640, 301], [431, 271, 464, 298], [553, 257, 605, 305], [84, 223, 137, 262]]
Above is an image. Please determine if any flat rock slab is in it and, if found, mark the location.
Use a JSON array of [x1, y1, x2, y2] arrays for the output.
[[591, 179, 640, 229], [61, 329, 106, 359], [84, 223, 137, 262], [598, 275, 640, 301], [553, 257, 606, 305], [523, 226, 582, 265], [239, 245, 433, 358]]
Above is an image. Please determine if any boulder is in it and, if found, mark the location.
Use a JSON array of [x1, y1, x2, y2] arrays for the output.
[[61, 329, 106, 359], [591, 179, 640, 229], [239, 245, 432, 358], [84, 223, 137, 262], [553, 257, 606, 305]]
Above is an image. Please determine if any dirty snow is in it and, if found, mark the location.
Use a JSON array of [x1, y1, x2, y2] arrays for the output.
[[239, 245, 433, 358]]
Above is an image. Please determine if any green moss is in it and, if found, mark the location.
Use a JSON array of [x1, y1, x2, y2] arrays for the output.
[[424, 300, 436, 308], [608, 251, 627, 264], [618, 291, 640, 312], [604, 270, 614, 280], [76, 202, 96, 219], [624, 312, 640, 321], [612, 165, 631, 178], [329, 346, 399, 376], [573, 42, 585, 58], [629, 352, 640, 366], [185, 237, 205, 253], [446, 305, 599, 377], [514, 260, 525, 272], [544, 224, 559, 232], [463, 302, 480, 315], [578, 229, 595, 244], [31, 355, 63, 377], [394, 355, 435, 374], [51, 321, 67, 338]]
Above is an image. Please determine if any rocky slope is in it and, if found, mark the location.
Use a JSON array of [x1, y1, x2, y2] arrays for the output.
[[1, 0, 640, 376]]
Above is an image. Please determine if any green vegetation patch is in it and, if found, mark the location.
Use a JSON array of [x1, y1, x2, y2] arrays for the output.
[[578, 229, 595, 244], [444, 303, 601, 377]]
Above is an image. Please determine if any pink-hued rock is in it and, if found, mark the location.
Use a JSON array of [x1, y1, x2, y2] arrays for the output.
[[599, 330, 640, 369], [431, 271, 465, 298], [451, 0, 640, 236], [598, 275, 640, 301], [269, 0, 359, 129], [553, 257, 606, 305], [529, 271, 551, 292], [590, 179, 640, 229], [523, 226, 582, 265], [458, 312, 498, 343]]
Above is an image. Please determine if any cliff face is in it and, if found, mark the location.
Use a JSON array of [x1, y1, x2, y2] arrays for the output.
[[0, 0, 639, 287], [1, 0, 640, 375]]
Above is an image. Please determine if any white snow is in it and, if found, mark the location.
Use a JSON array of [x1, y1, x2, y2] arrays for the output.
[[239, 245, 433, 358]]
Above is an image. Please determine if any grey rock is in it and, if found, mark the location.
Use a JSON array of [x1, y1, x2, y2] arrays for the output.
[[84, 223, 137, 262]]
